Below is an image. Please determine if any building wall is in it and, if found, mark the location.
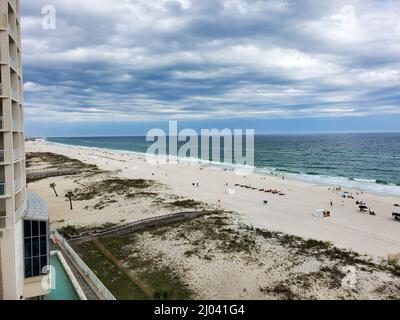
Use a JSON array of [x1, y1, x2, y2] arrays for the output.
[[0, 0, 27, 300]]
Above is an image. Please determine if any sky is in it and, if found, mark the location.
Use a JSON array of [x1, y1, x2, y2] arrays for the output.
[[21, 0, 400, 137]]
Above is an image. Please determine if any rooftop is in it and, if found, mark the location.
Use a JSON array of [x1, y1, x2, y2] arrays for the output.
[[25, 190, 49, 221]]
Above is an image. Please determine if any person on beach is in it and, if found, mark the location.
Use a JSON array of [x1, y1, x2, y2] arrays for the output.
[[330, 200, 333, 207]]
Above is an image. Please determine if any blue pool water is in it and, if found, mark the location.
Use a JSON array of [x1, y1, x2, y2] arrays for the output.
[[45, 255, 79, 300]]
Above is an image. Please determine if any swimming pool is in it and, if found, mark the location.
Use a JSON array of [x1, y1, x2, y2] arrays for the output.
[[45, 255, 80, 300]]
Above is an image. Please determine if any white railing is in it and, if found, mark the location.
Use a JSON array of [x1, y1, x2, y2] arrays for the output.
[[14, 204, 25, 223], [12, 118, 19, 130], [52, 230, 116, 300], [9, 0, 17, 11], [11, 88, 18, 100], [14, 177, 22, 192], [13, 148, 23, 161], [0, 182, 5, 196], [10, 55, 17, 70], [8, 24, 16, 39]]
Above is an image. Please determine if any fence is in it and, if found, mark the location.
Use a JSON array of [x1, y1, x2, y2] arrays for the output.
[[67, 210, 216, 242], [27, 169, 82, 182], [52, 230, 116, 300]]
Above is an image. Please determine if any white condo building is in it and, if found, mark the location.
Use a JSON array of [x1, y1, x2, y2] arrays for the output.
[[0, 0, 50, 300]]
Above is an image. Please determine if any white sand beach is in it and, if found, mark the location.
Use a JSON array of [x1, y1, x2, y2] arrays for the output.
[[27, 139, 400, 258]]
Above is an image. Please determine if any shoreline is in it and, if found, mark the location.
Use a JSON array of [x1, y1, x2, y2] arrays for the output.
[[27, 139, 400, 258], [43, 138, 400, 197]]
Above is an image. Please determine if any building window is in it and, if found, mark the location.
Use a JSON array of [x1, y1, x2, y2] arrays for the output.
[[24, 220, 49, 278]]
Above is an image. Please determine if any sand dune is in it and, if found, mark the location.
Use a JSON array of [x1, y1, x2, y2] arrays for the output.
[[26, 139, 400, 257]]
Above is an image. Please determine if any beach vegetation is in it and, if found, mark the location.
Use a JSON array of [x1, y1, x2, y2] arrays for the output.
[[169, 199, 204, 209], [387, 254, 400, 267], [65, 190, 74, 210], [26, 152, 100, 183], [73, 235, 193, 300], [259, 283, 299, 300], [71, 178, 157, 201], [49, 182, 58, 197]]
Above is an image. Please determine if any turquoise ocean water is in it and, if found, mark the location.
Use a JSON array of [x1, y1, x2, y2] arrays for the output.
[[46, 133, 400, 195]]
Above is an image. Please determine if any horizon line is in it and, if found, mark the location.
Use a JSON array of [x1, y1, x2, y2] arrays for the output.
[[36, 130, 400, 139]]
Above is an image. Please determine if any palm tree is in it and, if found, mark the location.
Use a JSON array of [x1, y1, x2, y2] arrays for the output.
[[65, 191, 74, 210], [49, 183, 58, 197]]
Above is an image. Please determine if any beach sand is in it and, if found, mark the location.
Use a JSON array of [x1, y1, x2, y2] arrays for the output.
[[26, 139, 400, 258]]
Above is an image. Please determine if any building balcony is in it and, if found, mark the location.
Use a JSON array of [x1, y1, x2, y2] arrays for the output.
[[0, 182, 5, 195], [0, 150, 5, 163], [8, 24, 16, 39], [10, 55, 17, 70], [14, 177, 22, 192], [9, 0, 17, 12], [11, 87, 18, 100], [13, 148, 23, 161], [0, 212, 6, 229], [0, 117, 3, 129], [12, 118, 19, 130], [15, 204, 25, 223]]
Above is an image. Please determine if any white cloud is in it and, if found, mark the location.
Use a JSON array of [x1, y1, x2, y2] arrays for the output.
[[21, 0, 400, 122]]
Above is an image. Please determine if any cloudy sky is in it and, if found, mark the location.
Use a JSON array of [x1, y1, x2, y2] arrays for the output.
[[21, 0, 400, 136]]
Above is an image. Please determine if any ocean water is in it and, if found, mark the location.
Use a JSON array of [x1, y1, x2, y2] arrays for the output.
[[46, 133, 400, 195]]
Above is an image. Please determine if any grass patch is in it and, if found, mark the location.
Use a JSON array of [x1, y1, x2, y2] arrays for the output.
[[252, 226, 364, 265], [168, 199, 204, 209], [26, 152, 100, 183], [259, 283, 299, 300], [83, 235, 194, 300], [146, 213, 258, 258], [387, 254, 400, 267], [26, 152, 98, 171], [73, 241, 148, 300], [72, 178, 157, 201]]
